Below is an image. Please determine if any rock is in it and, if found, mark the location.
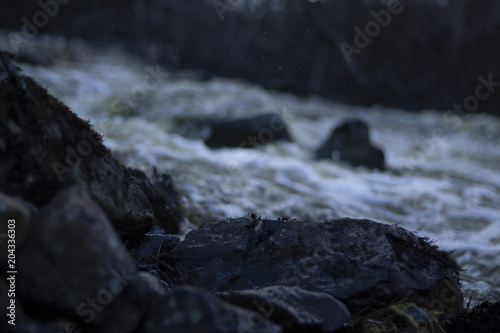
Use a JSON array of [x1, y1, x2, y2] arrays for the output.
[[164, 217, 463, 323], [128, 168, 184, 234], [445, 301, 500, 333], [0, 50, 153, 241], [16, 187, 143, 332], [204, 113, 292, 149], [129, 233, 182, 287], [131, 233, 181, 259], [0, 192, 32, 262], [216, 285, 351, 332], [0, 277, 68, 332], [139, 285, 282, 333], [14, 49, 54, 67], [11, 188, 271, 332], [315, 119, 385, 170]]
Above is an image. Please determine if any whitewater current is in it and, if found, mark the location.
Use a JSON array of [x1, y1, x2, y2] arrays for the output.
[[4, 35, 500, 303]]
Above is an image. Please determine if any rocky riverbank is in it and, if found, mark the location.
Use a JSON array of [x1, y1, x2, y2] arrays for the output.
[[1, 50, 499, 332]]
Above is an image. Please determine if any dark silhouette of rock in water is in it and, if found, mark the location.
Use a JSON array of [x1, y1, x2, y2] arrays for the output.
[[315, 119, 386, 170], [204, 113, 292, 149]]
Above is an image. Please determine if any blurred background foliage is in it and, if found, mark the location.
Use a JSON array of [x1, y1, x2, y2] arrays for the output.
[[2, 0, 500, 114]]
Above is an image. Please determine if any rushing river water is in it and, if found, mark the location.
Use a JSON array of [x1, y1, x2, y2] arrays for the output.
[[4, 35, 500, 303]]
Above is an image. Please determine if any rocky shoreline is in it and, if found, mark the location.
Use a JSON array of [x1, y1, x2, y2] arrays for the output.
[[1, 51, 499, 332]]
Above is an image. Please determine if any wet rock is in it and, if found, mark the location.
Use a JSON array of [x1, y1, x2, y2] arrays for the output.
[[140, 285, 282, 333], [130, 233, 182, 287], [315, 119, 385, 170], [131, 233, 181, 259], [0, 192, 31, 262], [16, 187, 142, 332], [217, 285, 351, 332], [164, 217, 463, 323], [14, 50, 54, 67], [128, 168, 184, 234], [0, 51, 153, 241], [204, 113, 292, 149]]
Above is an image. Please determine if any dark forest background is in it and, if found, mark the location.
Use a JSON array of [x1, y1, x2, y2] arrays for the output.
[[2, 0, 500, 115]]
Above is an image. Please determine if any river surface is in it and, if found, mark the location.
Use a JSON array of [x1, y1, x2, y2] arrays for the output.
[[3, 34, 500, 303]]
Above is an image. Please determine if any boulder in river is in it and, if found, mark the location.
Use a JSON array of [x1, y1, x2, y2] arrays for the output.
[[0, 50, 155, 241], [315, 119, 386, 170], [163, 216, 463, 324], [204, 113, 292, 149]]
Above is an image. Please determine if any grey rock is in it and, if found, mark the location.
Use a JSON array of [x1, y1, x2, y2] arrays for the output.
[[0, 51, 153, 241], [139, 285, 282, 333], [164, 217, 463, 323], [0, 192, 31, 262], [217, 285, 351, 332], [17, 187, 141, 333], [130, 233, 182, 287]]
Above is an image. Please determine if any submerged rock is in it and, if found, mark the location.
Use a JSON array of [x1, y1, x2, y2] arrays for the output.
[[0, 50, 154, 241], [315, 119, 385, 170], [164, 217, 463, 323], [204, 113, 292, 148], [217, 285, 351, 332]]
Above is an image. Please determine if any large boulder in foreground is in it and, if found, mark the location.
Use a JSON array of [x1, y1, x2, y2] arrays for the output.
[[0, 51, 153, 240], [9, 188, 279, 332], [164, 217, 463, 323]]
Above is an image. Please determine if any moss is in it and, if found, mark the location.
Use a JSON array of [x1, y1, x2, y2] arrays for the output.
[[342, 299, 445, 333]]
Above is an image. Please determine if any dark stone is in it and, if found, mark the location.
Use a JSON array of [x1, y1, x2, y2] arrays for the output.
[[217, 285, 351, 332], [129, 233, 182, 287], [128, 168, 184, 234], [164, 217, 463, 323], [16, 187, 142, 332], [315, 119, 385, 170], [0, 277, 68, 332], [131, 234, 181, 259], [14, 50, 54, 67], [204, 113, 292, 149], [139, 285, 282, 333], [7, 187, 280, 332], [0, 192, 32, 262], [0, 51, 154, 241], [444, 301, 500, 333]]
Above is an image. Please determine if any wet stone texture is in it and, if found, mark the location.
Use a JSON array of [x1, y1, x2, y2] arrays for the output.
[[0, 51, 156, 241], [164, 217, 463, 324], [217, 285, 351, 332]]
